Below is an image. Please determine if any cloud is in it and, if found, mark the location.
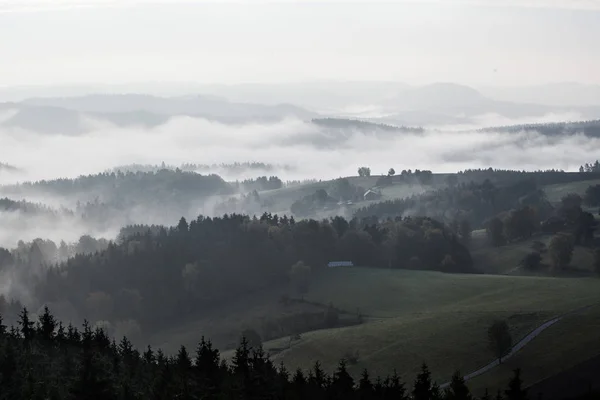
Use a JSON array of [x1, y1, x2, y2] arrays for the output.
[[1, 0, 600, 13], [0, 113, 596, 185]]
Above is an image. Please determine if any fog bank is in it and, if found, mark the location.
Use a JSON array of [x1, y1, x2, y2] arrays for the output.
[[0, 115, 596, 187]]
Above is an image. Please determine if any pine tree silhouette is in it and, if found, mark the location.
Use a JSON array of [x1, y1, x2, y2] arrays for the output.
[[505, 369, 528, 400]]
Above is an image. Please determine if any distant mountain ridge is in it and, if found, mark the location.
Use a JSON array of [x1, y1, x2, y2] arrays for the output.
[[480, 82, 600, 107], [2, 83, 600, 134], [22, 93, 315, 118], [0, 94, 318, 134]]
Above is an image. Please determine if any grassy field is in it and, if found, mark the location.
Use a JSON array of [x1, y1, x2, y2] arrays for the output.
[[147, 285, 309, 354], [542, 179, 600, 204], [471, 234, 595, 276], [467, 304, 600, 396], [259, 176, 436, 215], [213, 267, 600, 387], [258, 176, 375, 214], [257, 174, 600, 216]]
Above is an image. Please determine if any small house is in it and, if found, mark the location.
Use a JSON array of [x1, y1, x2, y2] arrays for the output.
[[327, 261, 354, 268], [363, 189, 382, 201]]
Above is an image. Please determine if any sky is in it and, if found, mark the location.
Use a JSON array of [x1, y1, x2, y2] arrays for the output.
[[1, 0, 600, 87]]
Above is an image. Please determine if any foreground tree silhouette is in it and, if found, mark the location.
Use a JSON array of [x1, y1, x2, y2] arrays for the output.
[[505, 369, 528, 400], [0, 306, 552, 400], [488, 320, 512, 363], [358, 369, 373, 400], [413, 363, 439, 400], [445, 371, 472, 400], [330, 359, 355, 400]]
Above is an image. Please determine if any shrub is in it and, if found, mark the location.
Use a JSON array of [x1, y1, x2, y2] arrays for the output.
[[520, 252, 542, 270]]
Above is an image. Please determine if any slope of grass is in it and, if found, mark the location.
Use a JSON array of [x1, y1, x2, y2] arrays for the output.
[[158, 266, 600, 391], [147, 285, 312, 354], [467, 304, 600, 396], [258, 177, 379, 214], [259, 176, 430, 215], [471, 235, 595, 276], [543, 179, 600, 204], [240, 268, 600, 385], [306, 268, 599, 318]]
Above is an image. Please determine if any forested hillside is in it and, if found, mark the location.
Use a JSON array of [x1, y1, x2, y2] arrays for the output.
[[479, 119, 600, 137], [0, 213, 473, 346], [1, 169, 233, 203]]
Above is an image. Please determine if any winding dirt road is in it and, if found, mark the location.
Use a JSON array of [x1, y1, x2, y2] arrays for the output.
[[440, 304, 596, 388]]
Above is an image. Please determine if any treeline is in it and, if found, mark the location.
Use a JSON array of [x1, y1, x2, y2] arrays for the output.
[[108, 162, 295, 175], [214, 190, 275, 217], [312, 117, 425, 133], [0, 307, 537, 400], [354, 180, 552, 230], [2, 169, 233, 204], [0, 197, 69, 217], [0, 235, 109, 301], [377, 169, 434, 187], [579, 160, 600, 173], [184, 161, 295, 174], [0, 162, 17, 171], [478, 119, 600, 138], [0, 170, 236, 229], [237, 176, 284, 192], [21, 213, 472, 343], [9, 235, 110, 265], [455, 169, 600, 187]]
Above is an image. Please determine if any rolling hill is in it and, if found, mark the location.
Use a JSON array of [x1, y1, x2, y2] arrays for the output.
[[188, 267, 600, 387]]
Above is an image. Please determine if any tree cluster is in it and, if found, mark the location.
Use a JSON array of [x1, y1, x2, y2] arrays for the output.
[[238, 176, 284, 192], [376, 170, 434, 187], [358, 167, 372, 177]]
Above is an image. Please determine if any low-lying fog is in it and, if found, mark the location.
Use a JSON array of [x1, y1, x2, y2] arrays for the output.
[[0, 111, 598, 248], [0, 112, 595, 186]]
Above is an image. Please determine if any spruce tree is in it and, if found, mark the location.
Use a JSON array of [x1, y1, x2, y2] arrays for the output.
[[481, 388, 492, 400], [38, 305, 57, 341], [413, 363, 434, 400], [18, 308, 35, 341], [330, 359, 355, 400], [358, 369, 374, 400], [388, 369, 408, 400], [445, 371, 472, 400], [195, 337, 221, 397], [505, 369, 528, 400], [292, 369, 308, 400]]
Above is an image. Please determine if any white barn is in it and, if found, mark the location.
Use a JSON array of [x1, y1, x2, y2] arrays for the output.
[[327, 261, 354, 268]]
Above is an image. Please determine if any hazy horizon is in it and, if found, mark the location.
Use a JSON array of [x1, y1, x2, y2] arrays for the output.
[[2, 1, 600, 87]]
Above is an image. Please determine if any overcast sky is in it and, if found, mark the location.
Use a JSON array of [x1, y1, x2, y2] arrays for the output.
[[1, 0, 600, 87]]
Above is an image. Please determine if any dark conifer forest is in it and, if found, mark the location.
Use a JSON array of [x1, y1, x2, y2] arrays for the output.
[[0, 305, 543, 400]]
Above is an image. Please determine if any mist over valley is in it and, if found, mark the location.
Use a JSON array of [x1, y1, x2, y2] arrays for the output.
[[2, 2, 600, 398]]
